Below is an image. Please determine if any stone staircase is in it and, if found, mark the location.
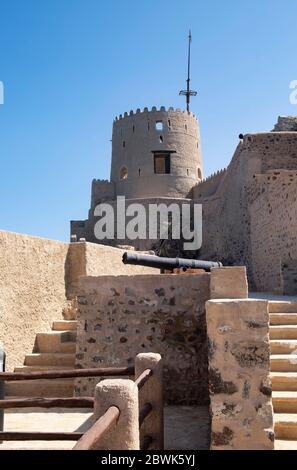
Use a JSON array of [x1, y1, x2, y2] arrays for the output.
[[5, 319, 77, 398], [270, 301, 297, 449]]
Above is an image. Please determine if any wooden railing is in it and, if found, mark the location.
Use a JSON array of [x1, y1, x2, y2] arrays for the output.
[[0, 366, 134, 381], [0, 353, 163, 450], [72, 354, 163, 450], [72, 406, 120, 450]]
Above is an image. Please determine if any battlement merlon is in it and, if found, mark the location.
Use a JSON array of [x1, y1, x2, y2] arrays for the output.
[[90, 179, 115, 208], [114, 106, 197, 122]]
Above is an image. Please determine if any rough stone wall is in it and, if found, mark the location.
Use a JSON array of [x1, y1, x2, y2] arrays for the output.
[[247, 170, 297, 293], [273, 116, 297, 132], [206, 299, 274, 450], [74, 273, 211, 405], [0, 232, 155, 370], [111, 107, 203, 199]]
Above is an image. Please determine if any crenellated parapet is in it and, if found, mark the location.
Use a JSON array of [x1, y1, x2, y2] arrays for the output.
[[90, 178, 115, 208], [192, 167, 227, 199], [200, 167, 227, 184], [114, 106, 197, 122]]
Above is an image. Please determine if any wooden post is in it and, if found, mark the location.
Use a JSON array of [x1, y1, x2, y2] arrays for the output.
[[135, 353, 163, 450], [93, 379, 139, 450]]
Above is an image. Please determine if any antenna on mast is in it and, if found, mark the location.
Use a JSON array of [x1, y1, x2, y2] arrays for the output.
[[179, 30, 197, 112]]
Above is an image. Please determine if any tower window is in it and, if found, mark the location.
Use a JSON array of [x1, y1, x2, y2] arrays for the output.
[[154, 153, 171, 174], [132, 125, 135, 133], [120, 167, 128, 180], [198, 168, 202, 179], [168, 119, 171, 128], [138, 168, 141, 176], [159, 135, 163, 143], [123, 141, 126, 148], [155, 121, 163, 131], [185, 124, 187, 132]]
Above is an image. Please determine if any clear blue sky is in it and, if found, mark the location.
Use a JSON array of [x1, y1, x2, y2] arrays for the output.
[[0, 0, 296, 241]]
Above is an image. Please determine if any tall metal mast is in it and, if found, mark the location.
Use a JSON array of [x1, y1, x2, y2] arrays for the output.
[[179, 30, 197, 112]]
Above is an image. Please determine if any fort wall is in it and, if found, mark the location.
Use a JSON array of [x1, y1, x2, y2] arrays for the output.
[[74, 267, 248, 405], [75, 273, 211, 404], [247, 170, 297, 293], [0, 231, 70, 370], [192, 168, 227, 199], [0, 231, 155, 370]]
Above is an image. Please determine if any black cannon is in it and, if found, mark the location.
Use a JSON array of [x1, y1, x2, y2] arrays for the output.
[[122, 252, 223, 272]]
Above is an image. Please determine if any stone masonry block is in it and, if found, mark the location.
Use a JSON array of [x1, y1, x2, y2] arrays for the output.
[[210, 267, 248, 299], [206, 299, 274, 450]]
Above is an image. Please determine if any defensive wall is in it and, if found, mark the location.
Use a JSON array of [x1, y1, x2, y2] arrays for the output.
[[0, 231, 155, 370], [74, 267, 248, 405]]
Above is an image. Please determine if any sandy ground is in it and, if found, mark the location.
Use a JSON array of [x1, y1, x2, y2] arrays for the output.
[[0, 405, 210, 451]]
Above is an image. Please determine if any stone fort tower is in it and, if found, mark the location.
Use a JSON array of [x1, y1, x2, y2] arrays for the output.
[[71, 106, 203, 245], [111, 106, 203, 199]]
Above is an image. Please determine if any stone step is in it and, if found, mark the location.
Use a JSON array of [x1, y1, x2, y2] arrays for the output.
[[269, 301, 297, 313], [271, 372, 297, 391], [24, 353, 75, 367], [52, 320, 77, 331], [275, 439, 297, 450], [270, 326, 297, 340], [5, 379, 74, 398], [271, 355, 297, 372], [273, 392, 297, 413], [34, 331, 76, 353], [270, 314, 297, 326], [274, 413, 297, 440], [270, 340, 297, 354]]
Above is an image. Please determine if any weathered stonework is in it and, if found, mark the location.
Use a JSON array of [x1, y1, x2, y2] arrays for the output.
[[74, 273, 211, 404], [273, 116, 297, 132], [206, 299, 274, 450]]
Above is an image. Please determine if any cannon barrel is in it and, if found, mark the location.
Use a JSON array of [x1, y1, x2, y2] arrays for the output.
[[122, 252, 223, 272]]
